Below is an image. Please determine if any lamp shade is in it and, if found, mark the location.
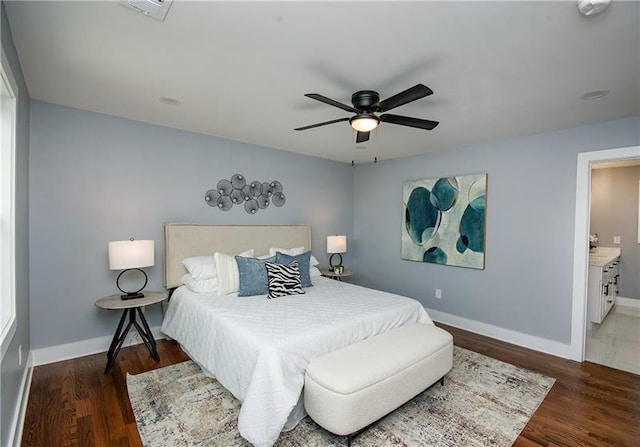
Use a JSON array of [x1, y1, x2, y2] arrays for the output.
[[350, 115, 379, 132], [108, 239, 154, 270], [327, 235, 347, 254]]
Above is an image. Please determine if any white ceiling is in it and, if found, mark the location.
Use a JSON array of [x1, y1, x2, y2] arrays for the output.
[[5, 1, 640, 164]]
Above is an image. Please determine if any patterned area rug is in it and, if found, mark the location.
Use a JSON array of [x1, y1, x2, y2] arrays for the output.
[[127, 347, 555, 446]]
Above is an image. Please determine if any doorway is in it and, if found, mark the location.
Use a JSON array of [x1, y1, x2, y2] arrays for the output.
[[570, 145, 640, 362], [585, 160, 640, 373]]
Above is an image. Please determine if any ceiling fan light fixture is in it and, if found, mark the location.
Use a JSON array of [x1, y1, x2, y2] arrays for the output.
[[350, 114, 379, 132]]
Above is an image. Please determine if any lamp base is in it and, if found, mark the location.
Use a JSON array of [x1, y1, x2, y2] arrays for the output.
[[120, 292, 145, 300], [116, 268, 148, 300], [329, 253, 343, 269]]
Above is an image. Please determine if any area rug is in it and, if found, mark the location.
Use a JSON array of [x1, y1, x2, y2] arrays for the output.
[[127, 347, 555, 446]]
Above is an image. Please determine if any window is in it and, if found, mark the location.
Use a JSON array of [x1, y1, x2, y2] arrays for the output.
[[0, 49, 17, 359]]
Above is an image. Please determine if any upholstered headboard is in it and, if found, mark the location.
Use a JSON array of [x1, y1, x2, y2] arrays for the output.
[[163, 223, 312, 289]]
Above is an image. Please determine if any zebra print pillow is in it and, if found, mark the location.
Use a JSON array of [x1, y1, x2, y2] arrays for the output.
[[265, 260, 305, 299]]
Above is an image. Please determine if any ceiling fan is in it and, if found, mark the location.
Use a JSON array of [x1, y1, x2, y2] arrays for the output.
[[295, 84, 439, 143]]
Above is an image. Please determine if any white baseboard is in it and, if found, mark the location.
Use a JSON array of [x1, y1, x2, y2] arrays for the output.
[[617, 296, 640, 308], [426, 308, 575, 360], [31, 326, 164, 366], [9, 351, 33, 447]]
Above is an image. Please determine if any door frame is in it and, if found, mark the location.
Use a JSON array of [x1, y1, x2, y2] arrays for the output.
[[570, 145, 640, 361]]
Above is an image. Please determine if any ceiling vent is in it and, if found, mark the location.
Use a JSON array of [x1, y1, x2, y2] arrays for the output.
[[120, 0, 173, 21]]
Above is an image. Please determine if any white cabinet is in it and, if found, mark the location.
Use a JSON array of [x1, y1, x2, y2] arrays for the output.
[[587, 248, 621, 324]]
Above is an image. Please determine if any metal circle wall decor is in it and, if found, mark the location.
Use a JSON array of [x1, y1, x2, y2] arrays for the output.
[[204, 189, 221, 207], [230, 188, 245, 204], [218, 195, 233, 211], [230, 174, 246, 189], [272, 192, 286, 207], [256, 194, 270, 209], [244, 199, 259, 214], [249, 181, 262, 197], [206, 174, 286, 214], [217, 179, 233, 195], [261, 182, 273, 197], [271, 181, 283, 194]]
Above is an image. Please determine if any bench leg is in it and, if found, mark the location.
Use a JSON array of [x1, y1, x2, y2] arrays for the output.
[[344, 424, 370, 446]]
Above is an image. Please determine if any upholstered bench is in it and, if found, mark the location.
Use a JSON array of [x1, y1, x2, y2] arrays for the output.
[[304, 323, 453, 440]]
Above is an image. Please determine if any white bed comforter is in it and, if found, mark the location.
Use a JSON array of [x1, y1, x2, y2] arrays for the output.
[[161, 277, 432, 447]]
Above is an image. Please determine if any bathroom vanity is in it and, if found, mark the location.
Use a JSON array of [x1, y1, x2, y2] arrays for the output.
[[587, 247, 621, 324]]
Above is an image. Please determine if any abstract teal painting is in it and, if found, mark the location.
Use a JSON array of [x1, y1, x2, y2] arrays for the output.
[[402, 174, 487, 269]]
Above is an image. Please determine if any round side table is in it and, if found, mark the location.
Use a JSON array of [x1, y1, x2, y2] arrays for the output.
[[95, 291, 167, 373], [320, 268, 353, 281]]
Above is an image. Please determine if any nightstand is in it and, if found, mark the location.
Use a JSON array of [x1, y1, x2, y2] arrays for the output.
[[320, 268, 353, 281], [95, 291, 166, 373]]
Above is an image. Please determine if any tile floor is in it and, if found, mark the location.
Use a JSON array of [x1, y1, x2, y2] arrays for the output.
[[586, 304, 640, 375]]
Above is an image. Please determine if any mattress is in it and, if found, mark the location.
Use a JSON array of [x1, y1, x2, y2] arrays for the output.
[[160, 276, 432, 447]]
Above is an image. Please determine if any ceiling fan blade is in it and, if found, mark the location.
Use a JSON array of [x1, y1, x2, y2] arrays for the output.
[[375, 84, 433, 112], [380, 114, 439, 130], [356, 131, 370, 143], [294, 117, 349, 131], [305, 93, 358, 113]]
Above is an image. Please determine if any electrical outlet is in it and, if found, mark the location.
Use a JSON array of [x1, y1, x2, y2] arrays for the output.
[[613, 235, 621, 244], [18, 344, 22, 366], [435, 289, 442, 299]]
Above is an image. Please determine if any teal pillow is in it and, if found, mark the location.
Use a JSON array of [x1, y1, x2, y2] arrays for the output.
[[275, 251, 312, 287], [236, 256, 276, 296]]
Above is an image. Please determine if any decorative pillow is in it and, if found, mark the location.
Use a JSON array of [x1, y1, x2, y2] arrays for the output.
[[269, 247, 320, 267], [214, 249, 255, 296], [265, 260, 305, 299], [182, 256, 216, 280], [181, 274, 218, 294], [275, 251, 312, 287], [236, 255, 276, 297]]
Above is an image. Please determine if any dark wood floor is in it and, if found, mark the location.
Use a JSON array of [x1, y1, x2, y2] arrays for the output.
[[21, 323, 639, 447]]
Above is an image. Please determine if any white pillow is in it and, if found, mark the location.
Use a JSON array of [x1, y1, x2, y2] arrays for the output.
[[310, 265, 322, 278], [269, 246, 304, 256], [269, 246, 320, 267], [214, 249, 255, 296], [182, 255, 216, 280], [181, 274, 218, 293]]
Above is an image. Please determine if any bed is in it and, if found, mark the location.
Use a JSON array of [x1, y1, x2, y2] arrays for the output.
[[160, 223, 433, 447]]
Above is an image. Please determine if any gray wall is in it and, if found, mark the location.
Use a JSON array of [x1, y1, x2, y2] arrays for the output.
[[29, 101, 354, 349], [353, 117, 639, 344], [0, 1, 30, 445], [591, 166, 640, 299]]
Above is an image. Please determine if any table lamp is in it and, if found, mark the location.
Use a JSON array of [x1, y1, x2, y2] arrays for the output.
[[108, 238, 154, 300], [327, 235, 347, 270]]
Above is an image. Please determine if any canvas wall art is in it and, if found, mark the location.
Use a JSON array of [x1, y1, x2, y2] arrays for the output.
[[402, 174, 487, 269]]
